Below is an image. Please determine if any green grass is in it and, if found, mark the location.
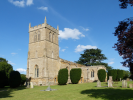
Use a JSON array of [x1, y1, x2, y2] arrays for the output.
[[1, 81, 133, 100]]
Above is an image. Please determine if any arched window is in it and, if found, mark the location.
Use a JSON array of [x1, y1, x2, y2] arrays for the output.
[[52, 33, 54, 42], [38, 31, 40, 41], [91, 70, 94, 78], [34, 33, 37, 42], [49, 33, 51, 41], [35, 65, 39, 78]]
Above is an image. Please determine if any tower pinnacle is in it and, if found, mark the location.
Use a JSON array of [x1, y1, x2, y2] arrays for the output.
[[44, 16, 47, 24]]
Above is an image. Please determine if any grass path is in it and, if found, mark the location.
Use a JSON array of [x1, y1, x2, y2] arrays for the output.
[[0, 81, 133, 100]]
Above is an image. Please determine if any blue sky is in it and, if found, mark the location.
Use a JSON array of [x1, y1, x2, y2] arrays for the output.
[[0, 0, 133, 74]]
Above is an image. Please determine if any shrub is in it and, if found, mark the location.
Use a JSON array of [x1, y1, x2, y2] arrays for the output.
[[98, 69, 106, 82], [70, 68, 81, 84], [58, 68, 68, 85], [116, 69, 123, 81], [20, 74, 26, 85], [9, 71, 21, 88], [108, 69, 117, 81], [0, 71, 6, 88]]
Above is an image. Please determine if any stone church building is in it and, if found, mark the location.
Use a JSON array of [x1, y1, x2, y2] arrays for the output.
[[26, 17, 107, 86]]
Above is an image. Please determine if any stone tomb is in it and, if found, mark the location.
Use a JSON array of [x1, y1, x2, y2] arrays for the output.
[[122, 80, 127, 88], [129, 84, 133, 88], [97, 80, 101, 87], [126, 78, 130, 81]]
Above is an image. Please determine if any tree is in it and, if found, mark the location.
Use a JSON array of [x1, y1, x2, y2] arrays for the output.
[[20, 74, 26, 85], [123, 70, 131, 79], [119, 0, 133, 9], [112, 18, 133, 78], [0, 57, 8, 63], [0, 57, 13, 86], [75, 48, 113, 72]]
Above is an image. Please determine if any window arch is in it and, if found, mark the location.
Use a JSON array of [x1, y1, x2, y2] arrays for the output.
[[91, 70, 94, 78], [52, 33, 54, 42], [34, 32, 37, 42], [49, 33, 51, 41], [35, 65, 39, 78], [38, 31, 40, 41]]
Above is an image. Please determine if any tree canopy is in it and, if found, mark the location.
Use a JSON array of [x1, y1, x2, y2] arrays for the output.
[[75, 48, 113, 72], [119, 0, 133, 9]]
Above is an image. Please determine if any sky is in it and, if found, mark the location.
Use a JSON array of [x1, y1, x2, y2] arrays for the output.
[[0, 0, 133, 74]]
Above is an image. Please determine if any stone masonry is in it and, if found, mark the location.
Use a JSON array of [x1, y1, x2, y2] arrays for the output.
[[26, 17, 107, 86]]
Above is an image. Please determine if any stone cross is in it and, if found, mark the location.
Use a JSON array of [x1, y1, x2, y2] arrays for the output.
[[45, 82, 52, 91], [97, 80, 101, 87], [122, 80, 127, 88]]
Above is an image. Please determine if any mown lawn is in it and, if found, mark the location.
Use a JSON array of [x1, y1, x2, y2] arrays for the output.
[[0, 81, 133, 100]]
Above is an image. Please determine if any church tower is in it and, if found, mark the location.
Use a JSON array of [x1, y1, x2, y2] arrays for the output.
[[27, 17, 60, 85]]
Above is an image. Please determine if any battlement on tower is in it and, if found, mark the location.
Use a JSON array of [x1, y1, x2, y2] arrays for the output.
[[29, 16, 59, 34]]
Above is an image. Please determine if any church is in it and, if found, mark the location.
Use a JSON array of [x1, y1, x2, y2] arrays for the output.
[[26, 17, 107, 86]]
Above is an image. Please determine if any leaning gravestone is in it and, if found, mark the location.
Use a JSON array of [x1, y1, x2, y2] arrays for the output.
[[30, 82, 34, 88], [122, 80, 127, 88], [97, 80, 101, 87], [129, 84, 133, 88]]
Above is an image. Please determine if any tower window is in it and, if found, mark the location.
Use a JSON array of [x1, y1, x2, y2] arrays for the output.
[[34, 33, 37, 42], [49, 33, 51, 41], [38, 32, 40, 41], [35, 65, 39, 78]]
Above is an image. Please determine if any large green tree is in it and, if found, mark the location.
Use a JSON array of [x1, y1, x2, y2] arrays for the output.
[[0, 57, 13, 86], [75, 48, 113, 72]]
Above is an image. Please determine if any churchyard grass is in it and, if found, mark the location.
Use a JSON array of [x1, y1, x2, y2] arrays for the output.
[[1, 81, 133, 100]]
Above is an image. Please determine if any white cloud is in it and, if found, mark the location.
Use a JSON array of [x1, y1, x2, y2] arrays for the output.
[[11, 52, 17, 56], [59, 28, 85, 40], [16, 68, 26, 73], [38, 6, 48, 11], [61, 49, 66, 52], [8, 0, 25, 7], [108, 62, 114, 65], [8, 61, 16, 65], [75, 45, 97, 52], [80, 26, 89, 31], [26, 0, 33, 6]]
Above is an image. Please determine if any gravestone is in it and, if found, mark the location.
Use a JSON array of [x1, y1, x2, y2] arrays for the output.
[[130, 79, 132, 81], [97, 80, 101, 87], [108, 80, 113, 87], [120, 78, 121, 81], [126, 78, 130, 81], [30, 82, 34, 88], [109, 76, 112, 81], [129, 84, 133, 88], [122, 80, 127, 88]]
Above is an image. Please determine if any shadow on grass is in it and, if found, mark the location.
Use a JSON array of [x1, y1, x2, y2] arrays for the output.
[[0, 86, 27, 99], [81, 88, 133, 100]]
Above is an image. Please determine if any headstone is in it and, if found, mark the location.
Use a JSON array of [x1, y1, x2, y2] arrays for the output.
[[129, 84, 133, 88], [97, 80, 101, 87], [109, 76, 112, 81], [30, 82, 34, 88], [126, 78, 130, 81], [120, 78, 121, 81], [108, 80, 113, 87], [122, 80, 127, 88]]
